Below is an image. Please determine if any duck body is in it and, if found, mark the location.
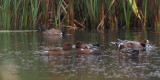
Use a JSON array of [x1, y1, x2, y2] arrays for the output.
[[43, 28, 62, 36], [73, 41, 101, 54], [111, 39, 150, 57], [115, 39, 149, 51], [42, 43, 72, 56], [39, 25, 62, 36]]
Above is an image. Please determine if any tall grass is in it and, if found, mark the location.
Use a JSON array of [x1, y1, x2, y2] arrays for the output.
[[0, 0, 11, 29], [0, 0, 160, 30], [0, 0, 41, 30], [143, 0, 148, 27], [122, 0, 130, 28], [30, 0, 40, 29]]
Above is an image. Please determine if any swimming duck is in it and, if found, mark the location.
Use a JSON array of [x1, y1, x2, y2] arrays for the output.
[[42, 42, 72, 55], [111, 39, 149, 51], [111, 39, 150, 57], [39, 25, 62, 36], [43, 28, 62, 36], [72, 41, 101, 54]]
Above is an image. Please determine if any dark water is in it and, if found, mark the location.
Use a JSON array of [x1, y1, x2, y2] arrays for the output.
[[0, 29, 160, 80]]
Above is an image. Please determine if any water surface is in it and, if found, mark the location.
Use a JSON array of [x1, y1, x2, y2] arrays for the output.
[[0, 29, 160, 80]]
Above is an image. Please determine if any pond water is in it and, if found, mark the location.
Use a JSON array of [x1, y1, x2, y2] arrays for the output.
[[0, 29, 160, 80]]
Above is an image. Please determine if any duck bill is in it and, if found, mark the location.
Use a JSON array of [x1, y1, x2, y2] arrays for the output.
[[145, 40, 150, 48], [146, 40, 149, 44]]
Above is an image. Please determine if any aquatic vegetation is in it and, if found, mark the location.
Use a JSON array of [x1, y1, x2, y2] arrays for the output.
[[0, 0, 40, 30], [0, 0, 160, 30]]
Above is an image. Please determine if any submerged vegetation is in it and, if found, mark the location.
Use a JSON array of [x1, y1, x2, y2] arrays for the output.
[[0, 0, 160, 30]]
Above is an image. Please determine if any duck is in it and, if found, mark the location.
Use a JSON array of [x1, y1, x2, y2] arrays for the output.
[[42, 42, 72, 55], [111, 39, 150, 51], [43, 28, 62, 36], [72, 41, 101, 54], [111, 39, 150, 57], [39, 25, 63, 36]]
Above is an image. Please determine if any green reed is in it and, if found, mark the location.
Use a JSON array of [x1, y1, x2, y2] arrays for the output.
[[0, 0, 160, 30], [0, 0, 11, 30], [122, 0, 130, 28], [30, 0, 40, 29], [144, 0, 148, 27], [56, 0, 63, 28], [157, 0, 160, 29], [20, 0, 29, 29], [0, 0, 41, 30]]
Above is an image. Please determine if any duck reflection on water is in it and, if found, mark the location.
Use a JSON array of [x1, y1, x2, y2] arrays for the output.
[[39, 52, 103, 76]]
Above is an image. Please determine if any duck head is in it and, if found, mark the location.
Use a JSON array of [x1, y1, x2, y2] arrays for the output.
[[39, 25, 47, 31], [140, 40, 149, 48], [72, 41, 86, 48]]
